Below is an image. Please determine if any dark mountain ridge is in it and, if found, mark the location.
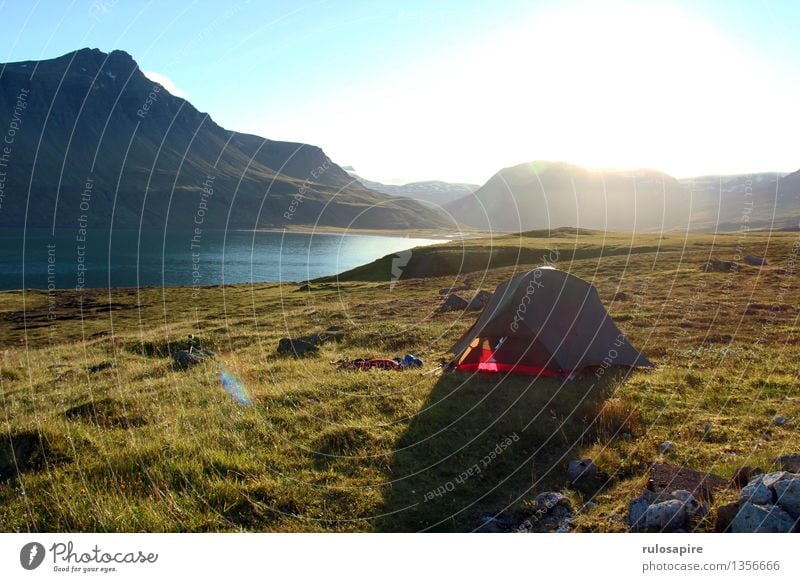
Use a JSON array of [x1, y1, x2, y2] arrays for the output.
[[0, 48, 453, 231]]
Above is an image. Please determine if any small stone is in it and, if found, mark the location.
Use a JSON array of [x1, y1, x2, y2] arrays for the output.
[[621, 432, 633, 441], [659, 441, 675, 454], [567, 458, 599, 483], [730, 501, 796, 533], [535, 492, 570, 512], [774, 416, 788, 426], [672, 489, 707, 517], [173, 348, 214, 370]]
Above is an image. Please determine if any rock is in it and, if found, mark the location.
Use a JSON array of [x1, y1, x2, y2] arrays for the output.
[[659, 441, 675, 454], [672, 490, 707, 517], [436, 293, 469, 312], [466, 290, 493, 311], [649, 463, 728, 503], [629, 496, 652, 528], [277, 338, 318, 357], [173, 348, 214, 370], [532, 492, 573, 532], [761, 471, 799, 489], [744, 255, 767, 266], [701, 258, 737, 273], [612, 291, 628, 301], [730, 501, 796, 533], [773, 479, 800, 519], [774, 454, 800, 473], [642, 500, 688, 530], [740, 476, 773, 505], [621, 432, 633, 441], [774, 416, 788, 426], [536, 491, 570, 512], [731, 466, 763, 489], [715, 501, 741, 532], [567, 458, 600, 483]]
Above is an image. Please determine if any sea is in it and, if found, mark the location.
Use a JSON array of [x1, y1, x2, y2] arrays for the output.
[[0, 228, 447, 291]]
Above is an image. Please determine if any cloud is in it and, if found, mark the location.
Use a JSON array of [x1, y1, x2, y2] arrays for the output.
[[142, 71, 189, 99]]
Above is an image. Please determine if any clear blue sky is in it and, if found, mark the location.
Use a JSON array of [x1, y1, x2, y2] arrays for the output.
[[1, 0, 799, 184]]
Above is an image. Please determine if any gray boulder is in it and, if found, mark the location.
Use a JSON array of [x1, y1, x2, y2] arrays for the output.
[[740, 475, 773, 505], [744, 255, 767, 266], [642, 500, 688, 530], [568, 458, 600, 483], [437, 293, 469, 312], [659, 441, 675, 454], [173, 348, 214, 370], [277, 338, 318, 357], [730, 501, 796, 533], [761, 471, 798, 489], [672, 490, 707, 517], [773, 479, 800, 519]]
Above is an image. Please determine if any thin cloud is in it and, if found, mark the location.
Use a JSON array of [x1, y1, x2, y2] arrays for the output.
[[143, 70, 189, 99]]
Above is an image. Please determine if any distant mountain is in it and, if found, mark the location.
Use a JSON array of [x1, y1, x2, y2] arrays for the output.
[[345, 169, 479, 207], [681, 172, 798, 230], [0, 49, 453, 231], [444, 161, 692, 232], [445, 161, 800, 232]]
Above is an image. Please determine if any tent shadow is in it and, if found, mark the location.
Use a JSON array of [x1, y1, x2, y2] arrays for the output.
[[374, 368, 630, 532]]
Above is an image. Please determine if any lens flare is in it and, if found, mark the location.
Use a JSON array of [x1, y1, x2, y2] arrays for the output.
[[219, 367, 251, 406]]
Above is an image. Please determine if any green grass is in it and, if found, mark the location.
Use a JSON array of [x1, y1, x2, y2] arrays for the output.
[[1, 229, 799, 531]]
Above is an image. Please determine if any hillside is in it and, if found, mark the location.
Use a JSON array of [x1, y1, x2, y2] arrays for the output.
[[1, 229, 798, 532], [444, 161, 800, 232], [0, 48, 453, 231], [444, 161, 692, 232]]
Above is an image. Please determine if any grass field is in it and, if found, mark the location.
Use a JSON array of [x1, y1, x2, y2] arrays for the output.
[[1, 229, 799, 532]]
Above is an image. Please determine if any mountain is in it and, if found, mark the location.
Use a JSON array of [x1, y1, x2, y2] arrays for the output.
[[680, 172, 798, 230], [444, 161, 692, 232], [344, 168, 479, 207], [0, 48, 453, 231], [445, 161, 800, 232]]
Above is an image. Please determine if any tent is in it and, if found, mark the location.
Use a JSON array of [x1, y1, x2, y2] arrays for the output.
[[448, 267, 653, 376]]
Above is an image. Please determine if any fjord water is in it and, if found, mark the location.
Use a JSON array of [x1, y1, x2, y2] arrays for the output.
[[0, 228, 446, 290]]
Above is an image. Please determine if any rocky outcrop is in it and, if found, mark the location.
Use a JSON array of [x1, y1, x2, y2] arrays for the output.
[[719, 471, 800, 532]]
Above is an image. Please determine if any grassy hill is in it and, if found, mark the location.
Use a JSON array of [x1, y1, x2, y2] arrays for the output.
[[1, 229, 799, 531]]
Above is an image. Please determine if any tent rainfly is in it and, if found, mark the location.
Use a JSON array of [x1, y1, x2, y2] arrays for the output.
[[448, 267, 653, 376]]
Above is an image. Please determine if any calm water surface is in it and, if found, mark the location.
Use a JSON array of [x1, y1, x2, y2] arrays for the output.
[[0, 228, 447, 290]]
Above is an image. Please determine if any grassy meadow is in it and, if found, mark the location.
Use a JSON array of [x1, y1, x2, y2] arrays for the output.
[[1, 228, 799, 532]]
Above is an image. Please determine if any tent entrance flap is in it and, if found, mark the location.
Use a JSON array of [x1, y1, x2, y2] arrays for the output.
[[455, 336, 564, 376]]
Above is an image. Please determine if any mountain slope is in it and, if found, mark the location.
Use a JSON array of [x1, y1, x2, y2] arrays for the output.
[[444, 161, 692, 232], [445, 161, 800, 232], [0, 48, 453, 231]]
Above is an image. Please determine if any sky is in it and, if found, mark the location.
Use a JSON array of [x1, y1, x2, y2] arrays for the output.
[[0, 0, 798, 185]]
